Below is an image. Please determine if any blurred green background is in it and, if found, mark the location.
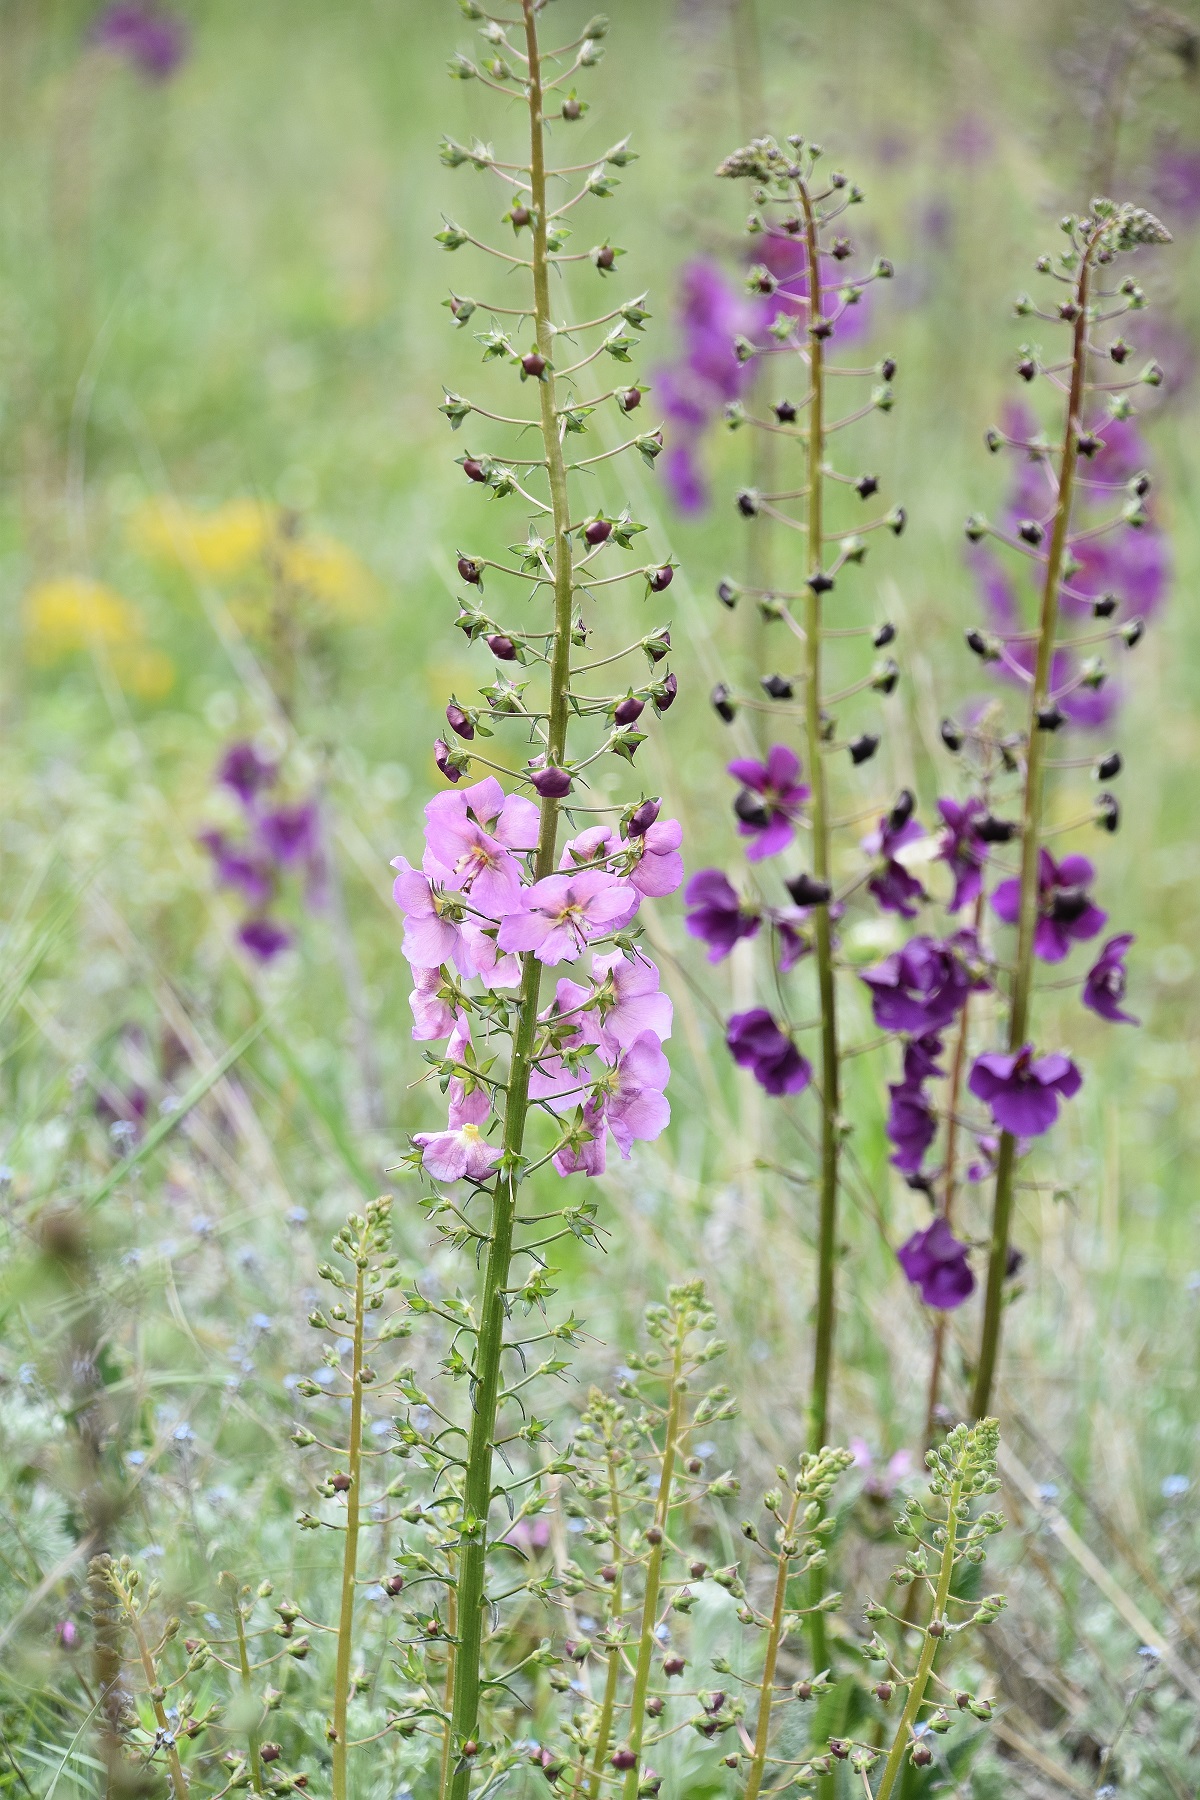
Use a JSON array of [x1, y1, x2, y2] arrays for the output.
[[3, 0, 1200, 1791]]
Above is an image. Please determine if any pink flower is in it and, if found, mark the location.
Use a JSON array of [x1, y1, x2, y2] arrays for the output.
[[553, 1097, 609, 1177], [391, 858, 475, 973], [423, 778, 535, 917], [413, 1015, 502, 1183], [409, 966, 456, 1041], [587, 951, 672, 1053], [497, 870, 639, 965], [626, 817, 683, 896], [602, 1030, 671, 1157]]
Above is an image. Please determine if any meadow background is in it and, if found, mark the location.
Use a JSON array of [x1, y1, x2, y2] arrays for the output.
[[3, 0, 1200, 1793]]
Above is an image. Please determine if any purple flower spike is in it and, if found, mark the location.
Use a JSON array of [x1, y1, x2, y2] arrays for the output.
[[727, 745, 809, 861], [860, 936, 974, 1035], [238, 917, 292, 962], [1083, 933, 1139, 1025], [217, 741, 277, 805], [684, 869, 761, 962], [725, 1009, 812, 1096], [93, 3, 189, 80], [968, 1044, 1082, 1137], [897, 1218, 975, 1310], [991, 849, 1106, 963]]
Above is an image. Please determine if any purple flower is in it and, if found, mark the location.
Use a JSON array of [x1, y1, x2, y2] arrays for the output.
[[553, 951, 673, 1058], [424, 785, 528, 919], [862, 794, 927, 918], [92, 3, 189, 80], [414, 1015, 502, 1183], [897, 1218, 975, 1310], [217, 741, 277, 805], [726, 1009, 812, 1096], [409, 966, 456, 1042], [769, 904, 815, 973], [552, 1097, 609, 1178], [968, 1045, 1082, 1137], [602, 1030, 672, 1158], [238, 917, 292, 962], [885, 1033, 944, 1176], [684, 869, 761, 962], [497, 870, 639, 965], [861, 936, 975, 1035], [936, 796, 989, 913], [657, 262, 756, 515], [850, 1439, 913, 1501], [200, 830, 275, 907], [391, 857, 476, 974], [991, 849, 1106, 964], [626, 817, 684, 897], [1083, 933, 1138, 1025], [727, 745, 809, 861], [1151, 144, 1200, 228], [756, 231, 872, 342], [258, 802, 319, 867]]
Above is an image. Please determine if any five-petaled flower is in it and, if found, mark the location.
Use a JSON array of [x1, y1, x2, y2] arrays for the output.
[[726, 1009, 812, 1096], [897, 1218, 975, 1310], [968, 1045, 1082, 1137], [862, 793, 927, 918], [861, 935, 978, 1036], [498, 870, 639, 964], [684, 869, 762, 962], [991, 849, 1106, 963], [727, 745, 810, 862]]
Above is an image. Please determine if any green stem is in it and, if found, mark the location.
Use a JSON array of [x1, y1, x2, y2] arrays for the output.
[[874, 1474, 963, 1800], [123, 1592, 189, 1800], [445, 8, 574, 1791], [620, 1344, 685, 1800], [743, 1490, 802, 1800], [970, 229, 1101, 1422], [228, 1583, 264, 1795], [331, 1258, 365, 1800], [585, 1445, 625, 1799], [798, 174, 836, 1690]]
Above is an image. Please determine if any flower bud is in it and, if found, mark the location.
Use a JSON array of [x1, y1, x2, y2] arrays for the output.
[[1017, 519, 1044, 546], [855, 474, 879, 499], [614, 695, 645, 726], [940, 717, 965, 751], [663, 1655, 685, 1676], [462, 459, 487, 483], [487, 634, 518, 662], [889, 788, 915, 830], [648, 565, 674, 593], [1095, 792, 1119, 832], [617, 386, 642, 412], [736, 489, 760, 517], [446, 701, 474, 740], [653, 672, 678, 713], [611, 1749, 637, 1771], [645, 1696, 664, 1717], [595, 245, 616, 271], [1092, 592, 1118, 617], [457, 555, 483, 585], [1036, 704, 1065, 731], [626, 798, 661, 838], [872, 621, 896, 647], [774, 399, 797, 422], [530, 766, 572, 798], [786, 873, 832, 906], [434, 739, 466, 783], [794, 1681, 812, 1702], [760, 673, 793, 700], [846, 732, 879, 765], [584, 517, 612, 545], [644, 628, 671, 663], [711, 683, 736, 723], [384, 1574, 404, 1596], [717, 578, 740, 609], [689, 1558, 707, 1577], [261, 1745, 282, 1765], [562, 96, 583, 120], [874, 1682, 893, 1703], [808, 569, 835, 594], [911, 1745, 933, 1767], [871, 657, 900, 694], [977, 814, 1017, 843], [521, 351, 547, 378], [1121, 617, 1145, 647], [1095, 750, 1121, 780]]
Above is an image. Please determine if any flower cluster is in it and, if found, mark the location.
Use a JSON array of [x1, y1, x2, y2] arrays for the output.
[[91, 3, 189, 81], [395, 777, 679, 1179], [200, 741, 324, 961]]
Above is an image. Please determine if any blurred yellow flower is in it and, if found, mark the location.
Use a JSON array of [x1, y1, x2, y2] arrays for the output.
[[276, 532, 375, 617], [22, 575, 175, 699]]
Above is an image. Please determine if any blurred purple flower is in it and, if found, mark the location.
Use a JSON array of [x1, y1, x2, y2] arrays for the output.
[[199, 830, 275, 907], [861, 935, 974, 1035], [726, 1009, 811, 1096], [217, 741, 278, 805], [657, 262, 755, 515], [1151, 144, 1200, 227], [897, 1218, 975, 1309], [968, 1045, 1082, 1137], [862, 794, 926, 918], [885, 1033, 944, 1176], [850, 1438, 913, 1500], [727, 745, 809, 861], [937, 796, 988, 912], [684, 869, 761, 962], [992, 849, 1106, 964], [257, 801, 319, 867], [755, 230, 872, 341], [238, 917, 292, 962], [1083, 933, 1138, 1025], [93, 4, 189, 80]]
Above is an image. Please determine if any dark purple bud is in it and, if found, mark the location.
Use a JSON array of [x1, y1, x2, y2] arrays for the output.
[[595, 245, 616, 270], [880, 354, 897, 380], [1017, 357, 1036, 382], [610, 1750, 637, 1772], [812, 316, 834, 340], [645, 1697, 664, 1718], [486, 633, 517, 661], [786, 872, 832, 906], [872, 658, 900, 694], [760, 673, 793, 700], [734, 788, 771, 828], [911, 1746, 933, 1768], [510, 204, 532, 228], [462, 459, 487, 483], [736, 489, 760, 517], [855, 474, 879, 499], [521, 351, 547, 377], [849, 732, 880, 765], [828, 1741, 849, 1761], [1093, 593, 1118, 618], [644, 628, 671, 663], [711, 683, 736, 723], [1096, 792, 1120, 832], [461, 1741, 479, 1759], [649, 565, 674, 593], [653, 672, 678, 712], [384, 1574, 404, 1596], [1036, 704, 1065, 731], [1076, 431, 1101, 458], [1059, 299, 1080, 322], [888, 506, 907, 536], [260, 1745, 283, 1765], [663, 1656, 686, 1676], [717, 578, 739, 609], [831, 237, 853, 260], [614, 695, 645, 725], [618, 386, 642, 412], [531, 765, 572, 798], [940, 718, 964, 751], [1017, 519, 1044, 546], [794, 1682, 812, 1701], [704, 1692, 727, 1714], [626, 798, 661, 837], [1095, 750, 1122, 780], [773, 399, 797, 422], [889, 789, 916, 830], [445, 701, 474, 740], [434, 739, 464, 783], [808, 570, 835, 594], [1110, 339, 1130, 364], [1131, 470, 1151, 497], [873, 621, 896, 648], [977, 814, 1017, 843], [875, 1682, 893, 1703], [584, 517, 612, 545], [1121, 617, 1145, 648], [457, 555, 483, 586]]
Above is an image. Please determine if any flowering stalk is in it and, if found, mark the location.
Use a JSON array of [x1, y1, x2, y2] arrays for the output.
[[968, 200, 1170, 1418], [330, 1241, 366, 1800], [95, 1556, 190, 1800], [222, 1572, 266, 1796]]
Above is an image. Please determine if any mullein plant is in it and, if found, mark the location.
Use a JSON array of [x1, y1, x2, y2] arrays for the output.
[[389, 2, 681, 1791]]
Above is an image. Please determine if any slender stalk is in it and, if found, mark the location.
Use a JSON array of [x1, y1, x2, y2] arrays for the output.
[[585, 1442, 625, 1799], [123, 1592, 190, 1800], [446, 8, 575, 1789], [743, 1489, 802, 1800], [331, 1257, 366, 1800], [227, 1580, 265, 1795], [438, 1562, 457, 1800], [874, 1469, 964, 1800], [620, 1342, 686, 1800], [970, 230, 1100, 1422]]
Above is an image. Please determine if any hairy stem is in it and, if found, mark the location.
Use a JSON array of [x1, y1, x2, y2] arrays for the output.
[[874, 1472, 963, 1800], [743, 1490, 803, 1800], [620, 1343, 686, 1800], [971, 232, 1100, 1422], [446, 7, 574, 1790], [585, 1444, 625, 1799], [331, 1256, 365, 1800]]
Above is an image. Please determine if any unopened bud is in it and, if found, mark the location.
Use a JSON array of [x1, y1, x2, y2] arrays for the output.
[[530, 765, 572, 798], [711, 683, 736, 723], [584, 517, 612, 545], [457, 555, 483, 585]]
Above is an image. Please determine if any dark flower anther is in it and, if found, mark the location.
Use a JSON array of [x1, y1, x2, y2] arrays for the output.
[[726, 1009, 812, 1096], [992, 848, 1106, 962], [785, 872, 832, 907], [727, 745, 809, 860], [898, 1218, 975, 1309], [968, 1044, 1082, 1137], [584, 517, 613, 545], [711, 683, 736, 723], [1095, 750, 1122, 780], [774, 399, 797, 422], [873, 621, 896, 647], [1083, 934, 1138, 1024], [760, 673, 793, 699], [486, 633, 518, 661], [849, 732, 880, 765], [530, 765, 572, 798], [445, 701, 475, 741], [613, 695, 645, 725], [457, 555, 483, 585]]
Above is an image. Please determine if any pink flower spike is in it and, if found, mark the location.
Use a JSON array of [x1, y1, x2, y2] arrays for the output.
[[497, 870, 639, 965]]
